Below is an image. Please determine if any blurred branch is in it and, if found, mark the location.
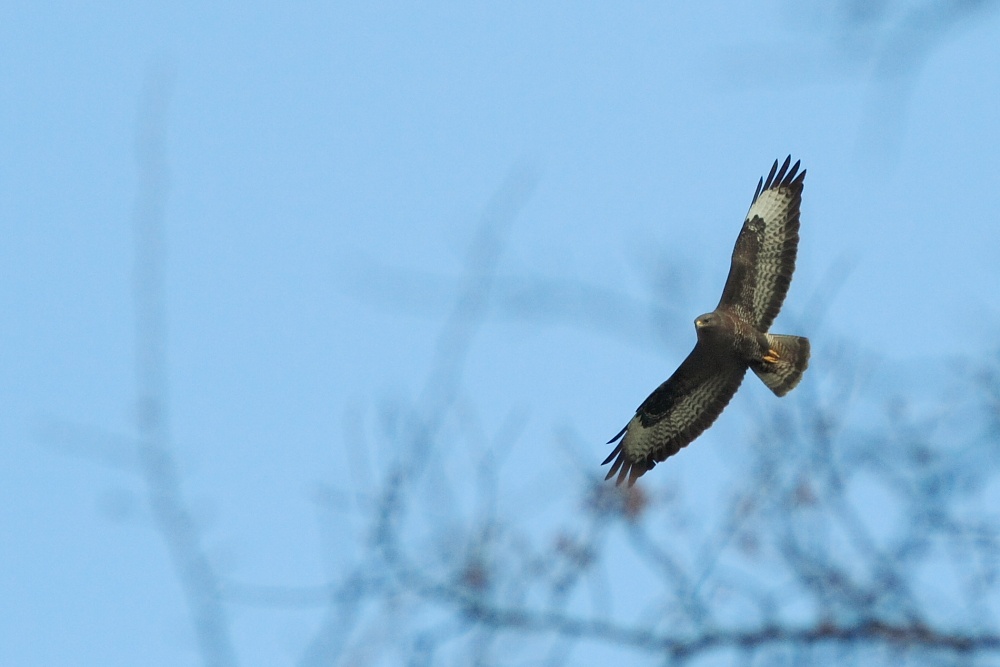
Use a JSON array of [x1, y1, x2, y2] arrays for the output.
[[130, 64, 238, 667], [852, 0, 998, 154], [418, 165, 537, 424], [743, 0, 1000, 158], [356, 269, 682, 352], [34, 418, 138, 471], [291, 166, 538, 666]]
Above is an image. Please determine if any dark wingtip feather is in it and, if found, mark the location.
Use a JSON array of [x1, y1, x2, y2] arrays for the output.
[[780, 158, 802, 186], [604, 448, 626, 481], [754, 156, 805, 203], [607, 425, 628, 445], [602, 442, 623, 466], [751, 176, 764, 204], [616, 462, 630, 486], [772, 155, 792, 185], [762, 159, 779, 191]]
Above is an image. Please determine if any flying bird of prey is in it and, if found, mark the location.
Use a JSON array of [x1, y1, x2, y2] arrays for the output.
[[603, 156, 810, 486]]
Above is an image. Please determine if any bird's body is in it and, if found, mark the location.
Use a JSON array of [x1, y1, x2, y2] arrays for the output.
[[604, 157, 810, 486]]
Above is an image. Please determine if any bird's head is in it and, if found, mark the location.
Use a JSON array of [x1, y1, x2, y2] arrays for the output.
[[694, 312, 721, 337]]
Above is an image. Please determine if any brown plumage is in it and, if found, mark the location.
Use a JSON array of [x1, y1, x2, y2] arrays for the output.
[[603, 156, 811, 486]]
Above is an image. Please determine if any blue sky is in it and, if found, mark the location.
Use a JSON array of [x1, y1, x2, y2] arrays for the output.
[[3, 2, 1000, 665]]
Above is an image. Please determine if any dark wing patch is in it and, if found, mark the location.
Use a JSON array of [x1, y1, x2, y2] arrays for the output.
[[603, 344, 747, 486], [717, 156, 805, 331]]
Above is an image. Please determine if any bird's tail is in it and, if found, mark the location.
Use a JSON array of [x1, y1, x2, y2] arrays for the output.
[[752, 334, 810, 397]]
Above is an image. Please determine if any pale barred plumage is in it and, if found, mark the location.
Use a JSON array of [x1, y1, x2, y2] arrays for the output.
[[603, 157, 810, 486]]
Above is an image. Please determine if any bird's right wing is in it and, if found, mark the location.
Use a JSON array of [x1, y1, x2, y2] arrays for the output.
[[717, 156, 805, 331], [603, 345, 746, 487]]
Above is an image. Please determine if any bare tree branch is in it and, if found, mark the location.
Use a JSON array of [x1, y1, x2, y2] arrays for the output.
[[131, 63, 238, 667]]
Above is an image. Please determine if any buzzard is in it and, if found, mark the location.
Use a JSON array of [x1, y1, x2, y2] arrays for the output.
[[603, 156, 810, 486]]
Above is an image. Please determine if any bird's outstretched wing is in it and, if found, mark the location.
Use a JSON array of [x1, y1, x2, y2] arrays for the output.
[[717, 156, 805, 331], [603, 344, 747, 486]]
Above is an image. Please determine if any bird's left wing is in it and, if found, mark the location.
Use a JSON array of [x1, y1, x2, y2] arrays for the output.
[[603, 344, 746, 486], [717, 156, 805, 331]]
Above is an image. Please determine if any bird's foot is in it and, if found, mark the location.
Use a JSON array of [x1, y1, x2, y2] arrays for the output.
[[763, 348, 781, 364]]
